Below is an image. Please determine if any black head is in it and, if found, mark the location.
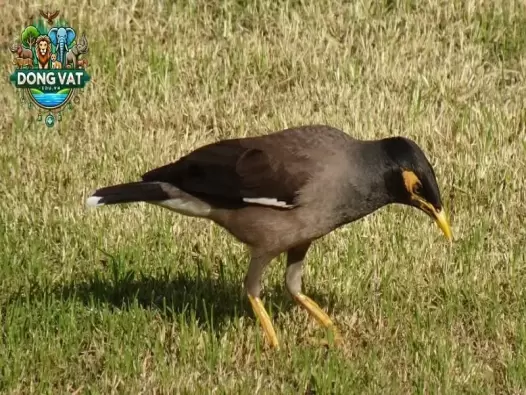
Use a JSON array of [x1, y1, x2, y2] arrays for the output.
[[381, 136, 452, 241]]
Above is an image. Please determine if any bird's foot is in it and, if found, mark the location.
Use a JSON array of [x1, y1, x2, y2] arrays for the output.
[[305, 326, 343, 348], [247, 294, 280, 350]]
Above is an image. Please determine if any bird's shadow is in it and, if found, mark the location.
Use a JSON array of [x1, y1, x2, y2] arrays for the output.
[[8, 256, 339, 336]]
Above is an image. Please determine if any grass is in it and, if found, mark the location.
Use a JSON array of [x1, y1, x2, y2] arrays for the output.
[[1, 0, 526, 393]]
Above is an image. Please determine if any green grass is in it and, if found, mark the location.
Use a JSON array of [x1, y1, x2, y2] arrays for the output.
[[1, 0, 526, 393]]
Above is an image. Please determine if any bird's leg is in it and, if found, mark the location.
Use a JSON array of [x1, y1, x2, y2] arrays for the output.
[[244, 250, 280, 349], [286, 243, 342, 345]]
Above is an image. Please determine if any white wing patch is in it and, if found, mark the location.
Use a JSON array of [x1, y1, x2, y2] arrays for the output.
[[243, 197, 294, 208]]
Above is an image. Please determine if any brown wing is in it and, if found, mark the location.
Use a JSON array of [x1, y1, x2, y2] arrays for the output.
[[141, 139, 310, 208]]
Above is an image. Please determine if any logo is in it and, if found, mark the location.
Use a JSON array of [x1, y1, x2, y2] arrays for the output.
[[8, 10, 91, 127]]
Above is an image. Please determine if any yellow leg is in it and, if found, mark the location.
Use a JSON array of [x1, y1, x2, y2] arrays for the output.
[[248, 294, 280, 349], [293, 293, 342, 345]]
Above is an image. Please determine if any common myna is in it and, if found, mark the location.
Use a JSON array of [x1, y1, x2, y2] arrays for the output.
[[86, 125, 452, 349]]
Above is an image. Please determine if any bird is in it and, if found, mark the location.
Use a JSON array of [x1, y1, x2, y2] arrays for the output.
[[39, 9, 60, 25], [85, 124, 452, 349]]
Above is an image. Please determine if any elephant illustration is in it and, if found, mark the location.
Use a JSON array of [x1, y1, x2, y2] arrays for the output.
[[48, 27, 75, 67]]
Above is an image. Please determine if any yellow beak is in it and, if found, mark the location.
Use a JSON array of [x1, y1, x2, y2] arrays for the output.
[[414, 198, 453, 242], [433, 209, 452, 242]]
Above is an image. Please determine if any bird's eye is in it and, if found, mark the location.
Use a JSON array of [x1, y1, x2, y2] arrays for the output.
[[413, 183, 423, 196]]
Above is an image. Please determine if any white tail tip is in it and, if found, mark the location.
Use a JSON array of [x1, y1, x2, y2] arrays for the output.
[[86, 196, 104, 207]]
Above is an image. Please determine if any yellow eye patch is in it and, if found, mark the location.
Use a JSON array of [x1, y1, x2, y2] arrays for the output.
[[402, 170, 422, 195]]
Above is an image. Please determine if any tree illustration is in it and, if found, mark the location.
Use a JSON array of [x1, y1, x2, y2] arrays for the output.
[[21, 26, 39, 48]]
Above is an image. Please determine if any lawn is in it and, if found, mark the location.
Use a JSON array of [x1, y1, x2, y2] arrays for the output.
[[1, 0, 525, 393]]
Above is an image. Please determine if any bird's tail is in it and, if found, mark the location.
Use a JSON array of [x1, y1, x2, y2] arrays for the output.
[[85, 181, 172, 207]]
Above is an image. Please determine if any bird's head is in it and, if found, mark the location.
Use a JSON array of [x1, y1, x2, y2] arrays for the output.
[[381, 136, 452, 242]]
